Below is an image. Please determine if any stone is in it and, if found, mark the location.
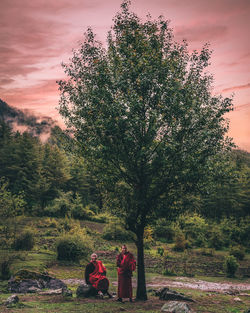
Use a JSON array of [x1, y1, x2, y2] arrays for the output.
[[156, 287, 194, 302], [39, 288, 63, 295], [27, 286, 40, 293], [8, 269, 67, 293], [233, 297, 242, 302], [76, 284, 97, 298], [62, 288, 73, 297], [161, 301, 192, 313], [5, 295, 19, 306]]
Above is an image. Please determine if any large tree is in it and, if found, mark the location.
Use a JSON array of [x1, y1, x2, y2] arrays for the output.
[[58, 0, 233, 299]]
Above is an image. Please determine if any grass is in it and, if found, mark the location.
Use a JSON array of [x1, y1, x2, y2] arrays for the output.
[[0, 216, 249, 313]]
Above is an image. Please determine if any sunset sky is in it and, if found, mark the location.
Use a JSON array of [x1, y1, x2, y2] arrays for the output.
[[1, 0, 249, 151]]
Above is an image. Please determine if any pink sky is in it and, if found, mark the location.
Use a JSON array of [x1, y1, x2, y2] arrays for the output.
[[0, 0, 249, 151]]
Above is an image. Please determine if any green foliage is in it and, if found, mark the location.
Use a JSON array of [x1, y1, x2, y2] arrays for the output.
[[102, 222, 134, 241], [153, 219, 175, 242], [208, 226, 226, 250], [0, 259, 11, 280], [229, 246, 245, 261], [13, 230, 35, 251], [224, 255, 239, 277], [177, 214, 208, 247], [173, 232, 188, 251], [56, 232, 92, 262], [157, 247, 164, 256]]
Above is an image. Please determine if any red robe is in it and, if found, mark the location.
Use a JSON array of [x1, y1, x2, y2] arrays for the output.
[[117, 252, 136, 298], [89, 260, 109, 291]]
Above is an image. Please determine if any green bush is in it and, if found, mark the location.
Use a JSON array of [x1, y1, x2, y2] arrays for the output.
[[102, 223, 134, 241], [56, 234, 92, 262], [230, 246, 245, 261], [224, 255, 239, 277], [13, 230, 35, 251], [157, 247, 164, 256], [208, 227, 226, 250], [173, 232, 188, 251], [1, 259, 11, 280], [176, 214, 208, 248], [153, 219, 174, 242]]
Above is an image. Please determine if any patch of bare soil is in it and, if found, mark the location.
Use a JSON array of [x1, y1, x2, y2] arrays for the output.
[[62, 277, 250, 294]]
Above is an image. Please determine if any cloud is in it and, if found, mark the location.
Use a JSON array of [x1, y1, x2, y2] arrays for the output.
[[175, 24, 228, 43], [222, 83, 250, 93]]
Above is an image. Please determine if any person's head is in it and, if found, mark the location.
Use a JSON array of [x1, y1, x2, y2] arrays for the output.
[[121, 245, 127, 254], [91, 253, 97, 262]]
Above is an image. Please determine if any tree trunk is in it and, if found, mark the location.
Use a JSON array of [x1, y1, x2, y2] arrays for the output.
[[136, 231, 147, 300]]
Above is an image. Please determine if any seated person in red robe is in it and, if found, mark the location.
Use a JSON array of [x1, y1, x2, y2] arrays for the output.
[[85, 253, 113, 298], [116, 244, 136, 303]]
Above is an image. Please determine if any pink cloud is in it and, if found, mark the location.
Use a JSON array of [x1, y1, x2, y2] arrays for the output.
[[222, 83, 250, 93]]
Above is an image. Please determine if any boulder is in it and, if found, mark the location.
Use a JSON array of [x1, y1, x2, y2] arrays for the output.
[[156, 287, 194, 302], [161, 301, 192, 313], [8, 269, 67, 293], [76, 284, 97, 298], [5, 295, 19, 306]]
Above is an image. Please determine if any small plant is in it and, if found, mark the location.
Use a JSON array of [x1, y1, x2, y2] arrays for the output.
[[157, 247, 164, 256], [1, 259, 11, 280], [13, 230, 35, 251], [200, 248, 215, 257], [173, 232, 187, 251], [56, 234, 92, 262], [102, 223, 134, 241], [224, 255, 239, 277], [230, 245, 245, 260], [162, 268, 177, 276]]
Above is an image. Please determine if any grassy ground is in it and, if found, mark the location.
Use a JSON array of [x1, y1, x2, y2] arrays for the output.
[[0, 217, 249, 312]]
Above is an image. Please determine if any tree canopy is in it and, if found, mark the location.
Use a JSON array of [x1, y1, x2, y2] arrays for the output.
[[58, 0, 234, 299]]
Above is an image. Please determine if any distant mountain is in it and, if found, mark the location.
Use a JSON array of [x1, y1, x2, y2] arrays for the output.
[[0, 98, 57, 139]]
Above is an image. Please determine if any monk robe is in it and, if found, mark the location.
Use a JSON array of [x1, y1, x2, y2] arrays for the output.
[[85, 260, 109, 292], [116, 251, 136, 299]]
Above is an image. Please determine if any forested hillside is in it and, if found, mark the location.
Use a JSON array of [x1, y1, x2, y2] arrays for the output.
[[0, 100, 249, 251]]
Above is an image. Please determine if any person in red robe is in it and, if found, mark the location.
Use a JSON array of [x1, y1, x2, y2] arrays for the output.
[[85, 253, 112, 298], [116, 244, 136, 303]]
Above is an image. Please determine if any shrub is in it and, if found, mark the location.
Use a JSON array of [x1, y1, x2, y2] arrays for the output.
[[13, 230, 35, 251], [162, 268, 177, 276], [200, 248, 215, 257], [230, 246, 245, 261], [1, 259, 11, 280], [208, 227, 226, 250], [157, 247, 164, 256], [176, 214, 208, 248], [153, 219, 175, 242], [102, 223, 134, 241], [173, 232, 187, 251], [56, 234, 92, 262], [224, 255, 239, 277]]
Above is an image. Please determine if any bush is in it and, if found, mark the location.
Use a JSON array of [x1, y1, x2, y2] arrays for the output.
[[56, 234, 92, 262], [173, 233, 187, 251], [230, 246, 245, 261], [157, 247, 164, 256], [176, 214, 208, 248], [102, 223, 134, 241], [153, 219, 175, 242], [13, 230, 35, 251], [208, 227, 226, 250], [224, 255, 239, 277], [1, 259, 11, 280]]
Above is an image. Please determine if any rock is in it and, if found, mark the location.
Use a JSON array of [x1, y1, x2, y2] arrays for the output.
[[233, 297, 242, 302], [27, 286, 40, 293], [39, 288, 63, 295], [156, 287, 194, 302], [76, 284, 97, 298], [5, 295, 19, 306], [8, 269, 67, 293], [161, 301, 192, 313]]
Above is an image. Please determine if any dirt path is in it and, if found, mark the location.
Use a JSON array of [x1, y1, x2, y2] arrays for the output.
[[62, 277, 250, 293]]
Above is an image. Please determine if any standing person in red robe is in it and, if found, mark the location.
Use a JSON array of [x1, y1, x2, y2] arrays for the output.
[[116, 244, 136, 303], [85, 253, 113, 298]]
